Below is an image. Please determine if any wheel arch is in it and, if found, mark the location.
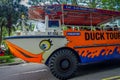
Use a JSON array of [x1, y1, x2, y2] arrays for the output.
[[45, 47, 81, 65]]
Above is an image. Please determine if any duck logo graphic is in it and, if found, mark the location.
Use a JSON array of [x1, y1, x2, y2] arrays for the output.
[[39, 39, 53, 51]]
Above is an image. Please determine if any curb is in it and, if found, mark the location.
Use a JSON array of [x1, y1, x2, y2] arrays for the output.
[[0, 62, 24, 66], [0, 58, 26, 66]]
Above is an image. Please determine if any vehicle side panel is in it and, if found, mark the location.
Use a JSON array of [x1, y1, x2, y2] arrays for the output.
[[64, 30, 120, 63]]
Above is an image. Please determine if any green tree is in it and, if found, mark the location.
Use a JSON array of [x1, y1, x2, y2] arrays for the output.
[[87, 0, 98, 8], [0, 0, 28, 45], [71, 0, 78, 5], [28, 0, 78, 5], [0, 17, 7, 46], [76, 0, 120, 10], [101, 0, 120, 11]]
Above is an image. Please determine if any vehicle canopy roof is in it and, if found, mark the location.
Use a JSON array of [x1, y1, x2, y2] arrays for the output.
[[28, 4, 120, 26]]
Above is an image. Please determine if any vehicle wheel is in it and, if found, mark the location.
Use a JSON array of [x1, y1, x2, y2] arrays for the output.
[[48, 48, 78, 80]]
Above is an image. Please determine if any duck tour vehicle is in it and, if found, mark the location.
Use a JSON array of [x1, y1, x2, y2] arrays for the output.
[[5, 4, 120, 80]]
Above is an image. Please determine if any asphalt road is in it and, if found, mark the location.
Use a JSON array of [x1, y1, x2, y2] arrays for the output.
[[0, 60, 120, 80]]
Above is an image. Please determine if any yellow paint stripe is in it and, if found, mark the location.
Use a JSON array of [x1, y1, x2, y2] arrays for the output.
[[102, 76, 120, 80]]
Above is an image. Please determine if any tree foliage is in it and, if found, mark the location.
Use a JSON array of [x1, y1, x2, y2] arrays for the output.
[[28, 0, 120, 11], [0, 0, 28, 45], [28, 0, 78, 5], [76, 0, 120, 10], [101, 0, 120, 11]]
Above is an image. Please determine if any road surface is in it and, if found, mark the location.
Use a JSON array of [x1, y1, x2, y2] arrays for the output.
[[0, 60, 120, 80]]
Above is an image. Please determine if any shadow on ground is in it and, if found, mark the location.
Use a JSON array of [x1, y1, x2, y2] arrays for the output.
[[74, 59, 120, 78]]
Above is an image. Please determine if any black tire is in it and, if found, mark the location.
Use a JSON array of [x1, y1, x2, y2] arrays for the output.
[[48, 48, 78, 80]]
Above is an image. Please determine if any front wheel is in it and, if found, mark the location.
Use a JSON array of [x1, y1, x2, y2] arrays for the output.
[[48, 48, 78, 80]]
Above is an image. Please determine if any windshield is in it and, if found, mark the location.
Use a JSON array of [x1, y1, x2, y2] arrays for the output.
[[32, 21, 46, 32], [48, 20, 59, 28]]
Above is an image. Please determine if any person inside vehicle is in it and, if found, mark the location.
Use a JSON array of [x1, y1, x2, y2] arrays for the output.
[[106, 25, 113, 31], [113, 25, 119, 31]]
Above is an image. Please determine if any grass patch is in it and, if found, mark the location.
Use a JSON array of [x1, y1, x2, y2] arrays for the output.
[[7, 59, 15, 63], [0, 56, 11, 63], [0, 56, 10, 59]]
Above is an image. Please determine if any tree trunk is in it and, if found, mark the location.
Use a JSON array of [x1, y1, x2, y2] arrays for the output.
[[0, 25, 3, 46], [7, 15, 12, 36]]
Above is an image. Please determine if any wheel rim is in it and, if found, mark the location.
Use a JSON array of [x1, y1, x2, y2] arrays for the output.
[[60, 59, 71, 70]]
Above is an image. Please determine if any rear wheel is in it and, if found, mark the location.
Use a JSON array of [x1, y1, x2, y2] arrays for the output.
[[48, 48, 78, 80]]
